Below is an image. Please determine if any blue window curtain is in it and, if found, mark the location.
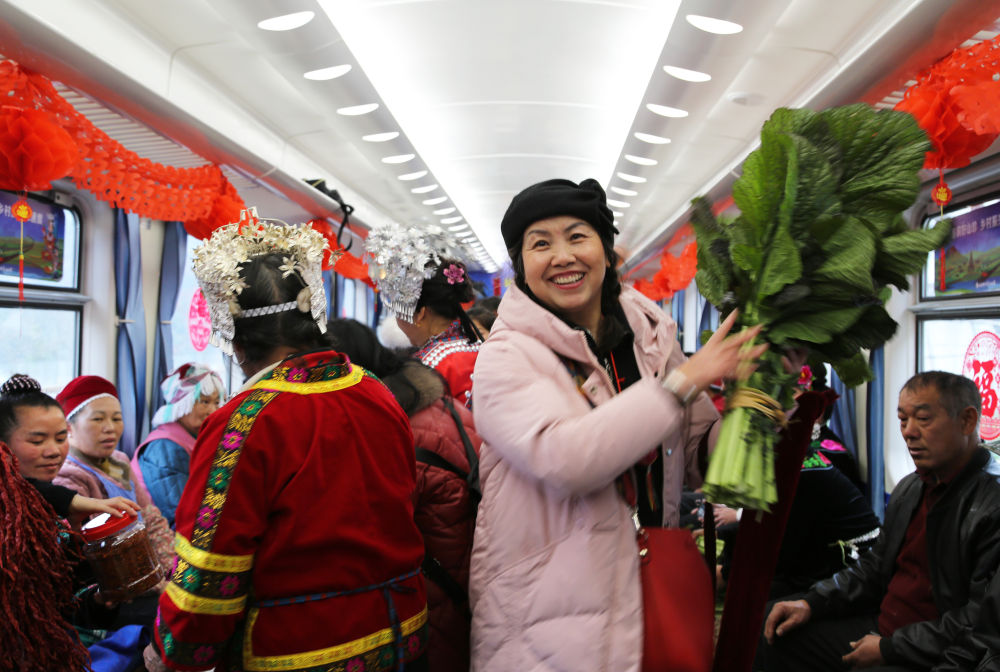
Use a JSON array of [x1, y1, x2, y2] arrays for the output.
[[829, 368, 858, 460], [671, 288, 685, 343], [113, 209, 147, 456], [149, 222, 186, 422], [323, 270, 334, 319], [369, 284, 380, 330], [696, 298, 718, 350], [865, 347, 886, 521]]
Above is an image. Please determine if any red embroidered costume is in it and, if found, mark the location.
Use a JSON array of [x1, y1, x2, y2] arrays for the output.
[[155, 351, 428, 671]]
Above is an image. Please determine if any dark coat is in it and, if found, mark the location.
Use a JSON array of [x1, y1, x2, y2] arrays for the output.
[[804, 447, 1000, 669], [386, 360, 480, 672]]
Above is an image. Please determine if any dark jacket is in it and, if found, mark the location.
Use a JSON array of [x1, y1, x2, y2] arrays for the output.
[[804, 447, 1000, 670], [936, 570, 1000, 672], [386, 360, 480, 672]]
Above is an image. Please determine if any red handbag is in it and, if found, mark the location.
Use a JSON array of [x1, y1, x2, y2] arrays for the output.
[[637, 520, 715, 672]]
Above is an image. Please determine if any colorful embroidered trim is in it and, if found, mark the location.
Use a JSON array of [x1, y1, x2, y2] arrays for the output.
[[175, 534, 254, 572], [157, 615, 226, 668], [191, 388, 280, 550], [417, 340, 480, 369], [170, 555, 252, 603], [243, 607, 428, 671], [252, 366, 364, 395], [165, 582, 247, 615]]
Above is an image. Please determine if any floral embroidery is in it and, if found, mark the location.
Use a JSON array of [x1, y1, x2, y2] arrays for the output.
[[219, 575, 241, 596], [180, 567, 202, 591], [196, 506, 216, 530], [209, 466, 232, 490], [346, 658, 365, 672], [221, 431, 242, 450], [191, 388, 279, 550], [406, 634, 421, 655], [194, 646, 215, 664], [286, 367, 308, 382], [170, 557, 250, 602]]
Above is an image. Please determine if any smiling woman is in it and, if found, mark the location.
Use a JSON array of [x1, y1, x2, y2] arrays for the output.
[[468, 177, 767, 671]]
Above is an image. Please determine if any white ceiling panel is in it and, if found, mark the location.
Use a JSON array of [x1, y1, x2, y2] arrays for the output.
[[2, 0, 992, 273]]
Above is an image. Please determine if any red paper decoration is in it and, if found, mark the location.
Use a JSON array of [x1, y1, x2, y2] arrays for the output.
[[0, 107, 78, 191], [894, 35, 1000, 171], [631, 241, 698, 302], [184, 176, 246, 240], [0, 59, 239, 223]]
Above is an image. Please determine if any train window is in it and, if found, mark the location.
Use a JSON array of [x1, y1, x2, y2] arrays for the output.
[[0, 192, 81, 291], [0, 303, 81, 393], [169, 234, 238, 392], [918, 314, 1000, 446], [921, 195, 1000, 301]]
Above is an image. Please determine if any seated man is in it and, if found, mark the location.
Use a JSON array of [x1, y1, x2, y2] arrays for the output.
[[759, 371, 1000, 671]]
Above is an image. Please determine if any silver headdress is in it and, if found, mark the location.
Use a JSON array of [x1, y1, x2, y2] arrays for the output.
[[365, 222, 459, 322], [192, 208, 334, 354]]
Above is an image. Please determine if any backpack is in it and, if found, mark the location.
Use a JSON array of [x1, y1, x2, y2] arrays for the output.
[[413, 395, 481, 613]]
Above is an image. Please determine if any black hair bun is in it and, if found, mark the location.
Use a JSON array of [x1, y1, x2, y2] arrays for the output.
[[1, 374, 42, 397]]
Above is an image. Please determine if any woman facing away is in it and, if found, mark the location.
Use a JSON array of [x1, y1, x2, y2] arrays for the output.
[[468, 178, 765, 671], [145, 213, 428, 672], [132, 363, 225, 527], [329, 317, 481, 672], [54, 375, 174, 575], [366, 223, 482, 407]]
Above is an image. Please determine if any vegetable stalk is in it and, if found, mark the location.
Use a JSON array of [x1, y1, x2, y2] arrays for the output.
[[694, 104, 952, 511]]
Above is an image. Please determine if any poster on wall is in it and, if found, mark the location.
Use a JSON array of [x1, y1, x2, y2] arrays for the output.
[[0, 193, 66, 285], [924, 198, 1000, 299]]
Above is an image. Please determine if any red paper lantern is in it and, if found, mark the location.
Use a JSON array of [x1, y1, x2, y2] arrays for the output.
[[895, 84, 998, 170], [0, 107, 78, 191]]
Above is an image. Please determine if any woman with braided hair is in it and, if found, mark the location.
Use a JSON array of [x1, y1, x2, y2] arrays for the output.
[[0, 373, 143, 671]]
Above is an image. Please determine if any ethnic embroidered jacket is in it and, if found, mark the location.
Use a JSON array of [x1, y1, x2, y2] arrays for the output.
[[414, 320, 480, 407], [155, 351, 428, 672]]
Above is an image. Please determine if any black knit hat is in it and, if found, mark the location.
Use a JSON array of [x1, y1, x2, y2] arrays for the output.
[[500, 178, 619, 252]]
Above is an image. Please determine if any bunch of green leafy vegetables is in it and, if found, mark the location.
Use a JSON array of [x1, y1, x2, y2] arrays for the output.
[[693, 104, 952, 511]]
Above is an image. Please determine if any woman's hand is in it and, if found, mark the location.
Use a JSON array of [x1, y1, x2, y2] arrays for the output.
[[675, 310, 767, 394], [68, 495, 140, 525]]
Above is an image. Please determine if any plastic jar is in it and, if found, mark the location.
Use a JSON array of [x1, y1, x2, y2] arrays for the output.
[[81, 511, 162, 601]]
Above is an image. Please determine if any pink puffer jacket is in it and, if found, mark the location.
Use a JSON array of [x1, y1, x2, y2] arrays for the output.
[[469, 285, 720, 672]]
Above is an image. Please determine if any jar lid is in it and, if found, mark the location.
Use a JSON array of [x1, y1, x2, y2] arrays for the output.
[[81, 511, 137, 542]]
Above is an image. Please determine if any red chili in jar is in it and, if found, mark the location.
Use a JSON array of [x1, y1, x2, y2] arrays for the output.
[[81, 512, 162, 602]]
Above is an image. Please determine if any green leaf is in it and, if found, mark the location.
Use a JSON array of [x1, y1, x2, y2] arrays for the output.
[[730, 244, 763, 272], [873, 218, 953, 291], [831, 352, 874, 387], [812, 217, 876, 292], [757, 227, 802, 300], [690, 198, 732, 307], [767, 305, 866, 344], [821, 105, 929, 226], [733, 125, 788, 243]]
